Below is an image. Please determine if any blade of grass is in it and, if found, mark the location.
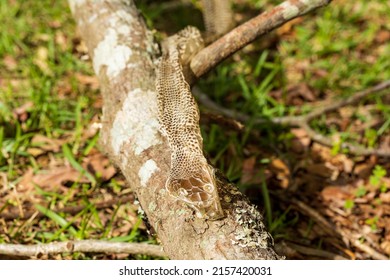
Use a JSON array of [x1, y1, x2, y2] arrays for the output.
[[83, 133, 99, 156], [260, 172, 272, 228], [109, 217, 143, 242], [62, 143, 96, 186], [0, 126, 3, 164], [102, 200, 122, 238], [34, 204, 78, 237], [269, 206, 293, 233]]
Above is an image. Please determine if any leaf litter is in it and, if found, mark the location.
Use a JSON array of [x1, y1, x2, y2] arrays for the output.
[[1, 0, 390, 260]]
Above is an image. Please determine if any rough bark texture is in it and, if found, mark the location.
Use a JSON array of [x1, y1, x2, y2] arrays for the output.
[[68, 0, 280, 259]]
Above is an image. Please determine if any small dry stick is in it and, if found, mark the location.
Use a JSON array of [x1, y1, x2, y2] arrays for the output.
[[289, 198, 388, 260], [284, 241, 348, 260], [194, 80, 390, 157], [0, 240, 166, 258], [191, 0, 333, 78]]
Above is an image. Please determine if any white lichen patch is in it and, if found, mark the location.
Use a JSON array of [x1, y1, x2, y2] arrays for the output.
[[88, 14, 98, 23], [93, 28, 133, 78], [137, 205, 145, 217], [148, 201, 157, 212], [111, 88, 161, 156], [300, 0, 323, 14], [139, 159, 159, 187], [280, 1, 299, 19], [115, 9, 135, 26], [68, 0, 86, 14], [159, 188, 167, 196], [300, 0, 322, 5], [117, 24, 131, 36], [231, 204, 272, 249]]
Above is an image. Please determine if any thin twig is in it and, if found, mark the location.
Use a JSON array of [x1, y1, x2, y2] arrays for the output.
[[289, 198, 388, 260], [305, 80, 390, 120], [0, 240, 166, 258], [300, 122, 390, 157], [0, 195, 135, 221], [194, 80, 390, 157], [193, 86, 306, 126], [191, 0, 332, 78], [290, 198, 337, 237], [200, 112, 244, 131], [284, 241, 349, 260], [348, 237, 388, 261]]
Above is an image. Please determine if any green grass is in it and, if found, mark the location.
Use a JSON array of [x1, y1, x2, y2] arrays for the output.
[[1, 0, 390, 259], [0, 0, 154, 259]]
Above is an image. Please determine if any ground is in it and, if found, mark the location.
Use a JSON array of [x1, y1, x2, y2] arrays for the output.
[[0, 0, 389, 259]]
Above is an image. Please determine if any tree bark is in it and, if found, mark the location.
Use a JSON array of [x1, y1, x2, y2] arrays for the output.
[[68, 0, 280, 259]]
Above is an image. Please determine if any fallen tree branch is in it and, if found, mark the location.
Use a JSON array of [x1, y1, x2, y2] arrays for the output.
[[194, 80, 390, 157], [0, 241, 166, 258], [67, 0, 289, 259], [191, 0, 333, 78], [305, 80, 390, 120], [283, 241, 349, 260]]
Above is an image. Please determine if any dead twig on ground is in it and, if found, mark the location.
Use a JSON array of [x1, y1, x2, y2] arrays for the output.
[[0, 240, 166, 258], [289, 197, 389, 260], [200, 112, 244, 131], [284, 241, 349, 260], [194, 79, 390, 157]]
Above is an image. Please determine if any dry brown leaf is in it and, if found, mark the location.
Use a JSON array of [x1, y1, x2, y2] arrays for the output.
[[290, 128, 311, 154], [336, 155, 354, 173], [290, 138, 307, 154], [241, 157, 256, 184], [240, 156, 265, 185], [379, 192, 390, 204], [34, 46, 53, 76], [380, 241, 390, 256], [270, 83, 316, 106], [22, 166, 89, 190], [291, 128, 308, 139], [48, 20, 61, 28], [55, 31, 67, 51], [83, 152, 116, 181], [12, 101, 33, 122], [75, 73, 99, 90], [270, 158, 290, 174], [276, 17, 303, 36], [3, 55, 17, 70], [35, 33, 50, 42], [284, 58, 309, 82], [16, 168, 34, 192], [27, 147, 46, 157], [269, 158, 290, 188], [353, 162, 374, 178], [30, 134, 66, 153], [290, 84, 316, 102], [306, 163, 334, 178], [311, 143, 332, 163], [321, 186, 353, 202], [75, 39, 88, 55], [375, 30, 390, 44], [379, 135, 390, 151]]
